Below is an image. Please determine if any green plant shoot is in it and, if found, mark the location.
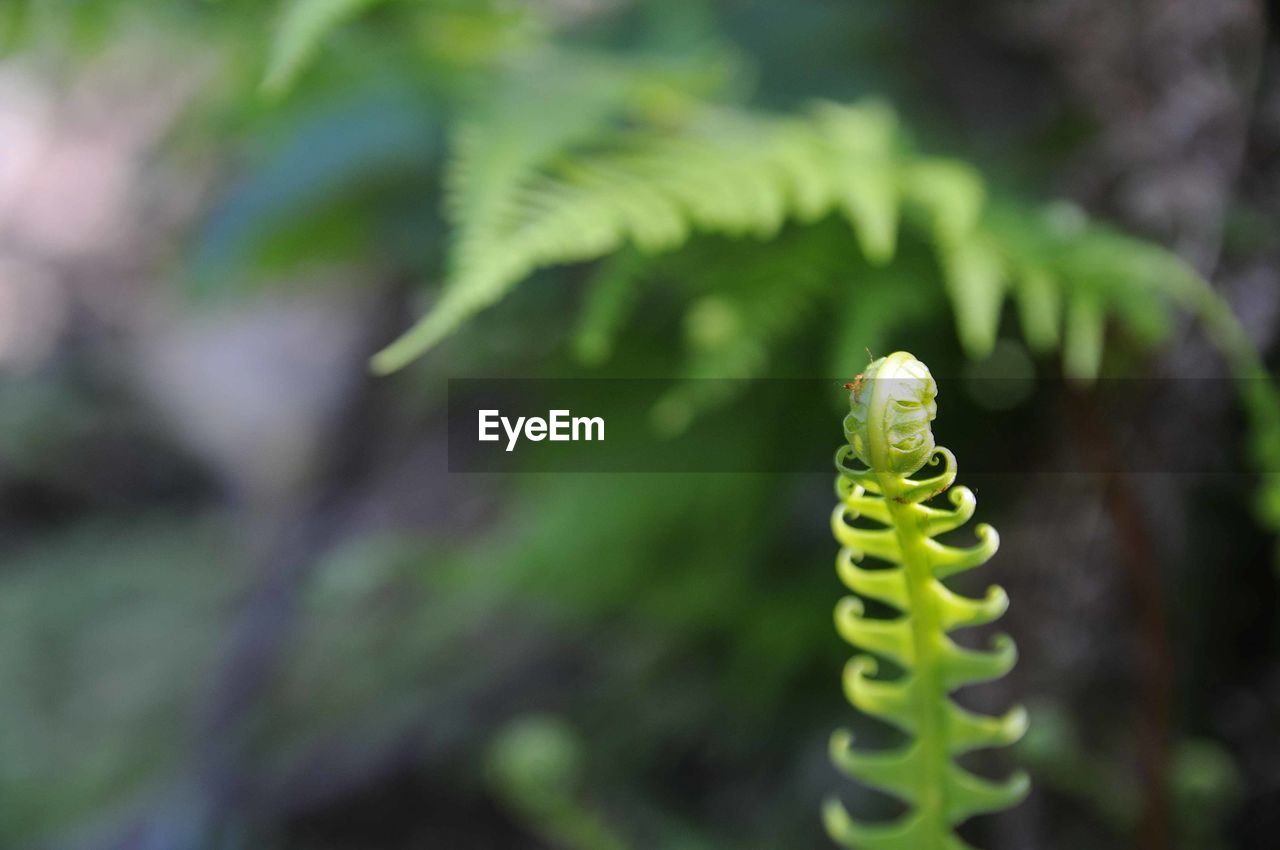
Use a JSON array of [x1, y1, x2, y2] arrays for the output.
[[826, 351, 1029, 850]]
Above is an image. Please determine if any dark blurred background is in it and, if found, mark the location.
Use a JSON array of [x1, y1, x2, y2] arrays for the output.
[[1, 2, 1278, 849]]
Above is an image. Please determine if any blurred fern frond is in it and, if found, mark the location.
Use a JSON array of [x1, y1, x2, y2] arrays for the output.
[[370, 92, 1240, 387], [262, 0, 390, 96], [572, 248, 649, 367], [641, 224, 853, 434], [367, 77, 1280, 525], [372, 100, 919, 374]]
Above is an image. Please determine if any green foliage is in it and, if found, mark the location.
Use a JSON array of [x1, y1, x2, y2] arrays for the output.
[[262, 0, 391, 96], [247, 3, 1280, 533], [826, 352, 1027, 850], [194, 86, 438, 289], [572, 248, 649, 367], [1170, 740, 1242, 850], [2, 4, 1275, 848], [369, 89, 1206, 380], [260, 0, 546, 97], [366, 67, 1280, 533], [0, 520, 248, 843], [1017, 704, 1243, 848], [358, 53, 1280, 531], [0, 0, 30, 51], [487, 716, 630, 850], [644, 224, 853, 434]]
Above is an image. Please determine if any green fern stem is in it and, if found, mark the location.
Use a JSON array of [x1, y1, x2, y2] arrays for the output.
[[824, 352, 1028, 850]]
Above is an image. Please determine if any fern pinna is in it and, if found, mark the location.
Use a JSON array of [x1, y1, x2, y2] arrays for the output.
[[825, 352, 1028, 850]]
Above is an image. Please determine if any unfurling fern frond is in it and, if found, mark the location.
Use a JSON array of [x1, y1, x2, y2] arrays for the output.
[[825, 351, 1028, 850]]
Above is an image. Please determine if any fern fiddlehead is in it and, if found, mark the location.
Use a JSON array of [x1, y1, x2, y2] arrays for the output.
[[826, 351, 1028, 850]]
